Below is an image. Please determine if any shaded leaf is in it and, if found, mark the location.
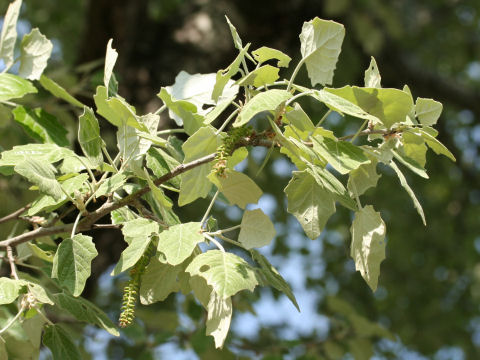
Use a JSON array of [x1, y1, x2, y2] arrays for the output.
[[12, 106, 69, 146], [208, 169, 262, 209], [139, 257, 181, 304], [51, 234, 98, 296], [250, 249, 299, 311], [238, 209, 276, 249], [285, 170, 336, 239], [14, 158, 63, 200], [54, 293, 119, 336], [212, 45, 249, 102], [347, 159, 381, 196], [418, 128, 455, 161], [78, 107, 103, 167], [43, 324, 81, 360], [39, 75, 84, 108]]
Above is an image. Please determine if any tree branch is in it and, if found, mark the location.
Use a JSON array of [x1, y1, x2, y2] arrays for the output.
[[6, 246, 19, 280], [0, 204, 31, 225]]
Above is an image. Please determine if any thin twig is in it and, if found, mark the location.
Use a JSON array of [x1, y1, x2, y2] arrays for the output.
[[0, 137, 274, 248], [203, 233, 225, 252], [91, 223, 122, 230], [0, 204, 31, 225], [6, 246, 19, 280]]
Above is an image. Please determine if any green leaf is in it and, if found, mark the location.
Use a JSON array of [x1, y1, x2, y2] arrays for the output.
[[389, 161, 426, 225], [226, 147, 248, 169], [285, 170, 336, 239], [391, 149, 429, 178], [27, 173, 88, 216], [402, 131, 427, 168], [323, 86, 414, 128], [95, 173, 126, 197], [418, 128, 455, 161], [307, 164, 357, 211], [51, 234, 98, 296], [139, 257, 181, 304], [104, 39, 118, 93], [252, 46, 292, 67], [0, 277, 22, 304], [39, 75, 84, 108], [347, 159, 381, 196], [0, 0, 21, 70], [234, 89, 292, 127], [212, 45, 250, 102], [136, 131, 167, 147], [116, 113, 159, 165], [157, 87, 203, 135], [18, 28, 53, 80], [12, 106, 69, 146], [189, 275, 212, 308], [238, 209, 276, 249], [186, 250, 258, 299], [225, 15, 243, 50], [415, 97, 442, 126], [364, 56, 381, 88], [250, 249, 299, 311], [350, 205, 386, 291], [42, 324, 81, 360], [53, 293, 119, 336], [299, 18, 345, 86], [208, 169, 262, 209], [14, 158, 63, 200], [311, 135, 370, 174], [23, 281, 54, 305], [78, 107, 104, 167], [0, 73, 37, 102], [285, 103, 315, 132], [179, 127, 221, 206], [111, 206, 137, 225], [206, 291, 232, 349], [236, 65, 280, 88], [112, 218, 159, 275], [144, 168, 173, 209], [157, 222, 203, 265], [146, 147, 181, 187]]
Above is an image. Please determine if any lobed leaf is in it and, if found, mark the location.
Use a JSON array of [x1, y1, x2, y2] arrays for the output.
[[18, 28, 53, 80], [350, 205, 386, 291], [299, 18, 345, 86]]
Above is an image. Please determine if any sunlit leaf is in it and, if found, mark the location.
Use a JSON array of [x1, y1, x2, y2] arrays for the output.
[[104, 39, 118, 93], [299, 18, 345, 86], [14, 158, 63, 200], [0, 73, 37, 102], [18, 28, 53, 80], [234, 89, 292, 127], [157, 222, 203, 265], [179, 127, 221, 206], [418, 128, 455, 161], [252, 46, 292, 67], [0, 0, 22, 70], [212, 45, 249, 102], [186, 250, 258, 299], [0, 277, 22, 304], [347, 159, 381, 196], [206, 291, 232, 349], [236, 65, 280, 88], [364, 56, 381, 88], [415, 97, 443, 126]]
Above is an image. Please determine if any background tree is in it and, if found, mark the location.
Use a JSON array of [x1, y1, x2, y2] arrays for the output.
[[0, 0, 478, 359]]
